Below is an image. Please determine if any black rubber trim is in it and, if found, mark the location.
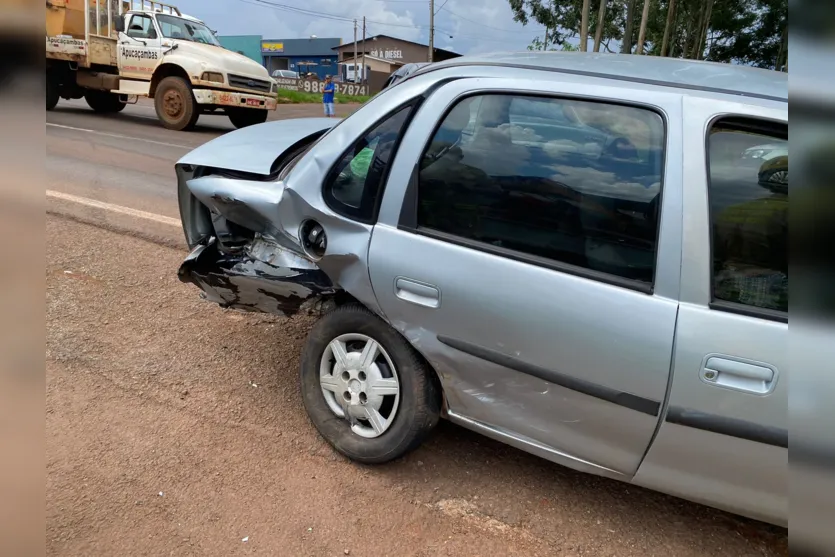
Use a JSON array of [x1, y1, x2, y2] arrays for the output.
[[708, 300, 788, 324], [415, 61, 787, 103], [437, 335, 661, 416], [666, 406, 788, 448], [417, 227, 654, 294]]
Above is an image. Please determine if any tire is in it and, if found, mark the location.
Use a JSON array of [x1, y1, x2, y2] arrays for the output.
[[300, 304, 441, 464], [46, 72, 59, 111], [84, 90, 124, 113], [227, 108, 269, 129], [154, 76, 200, 131]]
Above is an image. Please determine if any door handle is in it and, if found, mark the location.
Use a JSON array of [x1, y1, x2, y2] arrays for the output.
[[394, 277, 440, 309], [700, 356, 777, 395]]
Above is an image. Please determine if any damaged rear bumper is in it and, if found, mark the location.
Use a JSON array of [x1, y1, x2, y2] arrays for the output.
[[177, 238, 338, 317]]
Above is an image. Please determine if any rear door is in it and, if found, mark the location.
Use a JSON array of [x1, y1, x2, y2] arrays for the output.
[[368, 77, 684, 477], [633, 96, 788, 526]]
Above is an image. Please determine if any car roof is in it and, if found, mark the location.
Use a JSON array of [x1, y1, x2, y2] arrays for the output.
[[422, 52, 787, 103]]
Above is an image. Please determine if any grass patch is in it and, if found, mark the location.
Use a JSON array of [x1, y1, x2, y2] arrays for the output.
[[276, 88, 371, 104]]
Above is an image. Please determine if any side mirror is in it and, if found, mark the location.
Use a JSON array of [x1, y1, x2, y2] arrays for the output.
[[114, 17, 125, 33]]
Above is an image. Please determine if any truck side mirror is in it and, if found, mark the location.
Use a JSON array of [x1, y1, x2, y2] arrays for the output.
[[114, 17, 125, 33]]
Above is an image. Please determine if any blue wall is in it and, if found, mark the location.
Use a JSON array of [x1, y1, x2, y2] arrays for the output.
[[218, 35, 263, 63]]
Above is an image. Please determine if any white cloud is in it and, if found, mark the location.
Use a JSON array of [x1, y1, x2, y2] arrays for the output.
[[174, 0, 542, 55]]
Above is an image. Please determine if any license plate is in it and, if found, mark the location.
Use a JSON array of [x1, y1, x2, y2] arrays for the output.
[[245, 98, 262, 107]]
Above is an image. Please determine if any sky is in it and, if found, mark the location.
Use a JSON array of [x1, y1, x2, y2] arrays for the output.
[[172, 0, 549, 55]]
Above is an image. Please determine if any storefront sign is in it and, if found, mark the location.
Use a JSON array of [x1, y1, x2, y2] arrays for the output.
[[261, 41, 284, 52], [274, 77, 368, 96], [369, 49, 403, 60]]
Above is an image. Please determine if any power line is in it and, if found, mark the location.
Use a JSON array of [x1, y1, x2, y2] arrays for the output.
[[244, 0, 425, 30], [239, 0, 534, 45], [438, 5, 546, 34]]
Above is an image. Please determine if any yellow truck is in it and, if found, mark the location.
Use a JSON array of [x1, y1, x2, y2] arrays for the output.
[[46, 0, 278, 130]]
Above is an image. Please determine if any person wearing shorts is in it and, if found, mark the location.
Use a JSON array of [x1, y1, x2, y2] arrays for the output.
[[322, 76, 335, 117]]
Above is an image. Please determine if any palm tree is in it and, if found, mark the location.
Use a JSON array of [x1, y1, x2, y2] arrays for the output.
[[580, 0, 591, 52], [660, 0, 676, 57], [593, 0, 607, 52], [635, 0, 651, 55]]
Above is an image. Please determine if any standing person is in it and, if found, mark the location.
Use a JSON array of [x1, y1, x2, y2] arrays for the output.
[[322, 75, 335, 118]]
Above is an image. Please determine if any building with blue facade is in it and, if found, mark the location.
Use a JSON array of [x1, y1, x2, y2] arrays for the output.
[[261, 37, 343, 79], [217, 35, 343, 80]]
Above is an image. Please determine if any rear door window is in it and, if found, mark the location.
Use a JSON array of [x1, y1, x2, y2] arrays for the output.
[[707, 119, 788, 313]]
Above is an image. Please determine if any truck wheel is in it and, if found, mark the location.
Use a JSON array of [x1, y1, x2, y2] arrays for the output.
[[227, 108, 269, 129], [85, 90, 124, 113], [299, 304, 441, 464], [46, 73, 59, 111], [154, 76, 200, 131]]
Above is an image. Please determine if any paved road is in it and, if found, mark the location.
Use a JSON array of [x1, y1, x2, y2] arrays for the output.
[[46, 99, 788, 556]]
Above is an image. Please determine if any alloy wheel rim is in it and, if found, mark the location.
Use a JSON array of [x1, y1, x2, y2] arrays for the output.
[[319, 333, 400, 439]]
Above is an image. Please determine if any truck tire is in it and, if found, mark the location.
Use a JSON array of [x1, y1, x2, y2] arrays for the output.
[[227, 108, 269, 129], [46, 73, 59, 111], [84, 90, 125, 113], [154, 76, 199, 131]]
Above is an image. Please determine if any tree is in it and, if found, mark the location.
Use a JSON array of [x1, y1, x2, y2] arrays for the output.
[[593, 0, 608, 52], [622, 0, 637, 53], [580, 0, 591, 51], [660, 0, 676, 56], [527, 36, 580, 51], [636, 0, 652, 54], [512, 0, 788, 69], [509, 0, 581, 50], [696, 0, 716, 59]]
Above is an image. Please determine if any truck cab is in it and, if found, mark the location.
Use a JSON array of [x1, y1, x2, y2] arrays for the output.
[[46, 0, 278, 130]]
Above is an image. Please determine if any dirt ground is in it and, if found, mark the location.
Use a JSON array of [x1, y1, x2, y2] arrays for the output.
[[45, 215, 788, 557]]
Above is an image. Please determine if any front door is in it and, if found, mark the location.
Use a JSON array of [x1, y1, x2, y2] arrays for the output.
[[118, 13, 162, 81], [633, 97, 788, 525], [368, 77, 685, 477]]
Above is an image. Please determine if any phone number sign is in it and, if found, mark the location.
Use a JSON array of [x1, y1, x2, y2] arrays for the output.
[[274, 77, 368, 96]]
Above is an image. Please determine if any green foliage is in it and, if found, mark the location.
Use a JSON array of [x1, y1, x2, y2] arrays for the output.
[[510, 0, 788, 69], [527, 36, 581, 51], [276, 89, 370, 104]]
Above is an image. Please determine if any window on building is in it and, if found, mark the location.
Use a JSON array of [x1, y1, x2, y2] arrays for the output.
[[416, 93, 666, 285], [324, 105, 413, 222], [708, 119, 788, 313]]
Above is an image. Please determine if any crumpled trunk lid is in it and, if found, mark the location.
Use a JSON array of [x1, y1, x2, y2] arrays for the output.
[[175, 117, 343, 317]]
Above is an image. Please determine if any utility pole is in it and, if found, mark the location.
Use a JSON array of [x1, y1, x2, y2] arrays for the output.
[[428, 0, 434, 62], [543, 27, 548, 50], [353, 19, 358, 83], [361, 17, 366, 85]]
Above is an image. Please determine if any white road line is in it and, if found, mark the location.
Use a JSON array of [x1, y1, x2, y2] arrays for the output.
[[46, 123, 192, 149], [46, 190, 181, 227]]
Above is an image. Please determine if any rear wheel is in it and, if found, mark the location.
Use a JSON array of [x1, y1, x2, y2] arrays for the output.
[[46, 72, 59, 111], [154, 76, 199, 131], [300, 304, 441, 464], [84, 89, 125, 113], [227, 107, 269, 129]]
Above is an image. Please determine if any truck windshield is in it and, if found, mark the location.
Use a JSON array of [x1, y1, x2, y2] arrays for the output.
[[156, 14, 221, 47]]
